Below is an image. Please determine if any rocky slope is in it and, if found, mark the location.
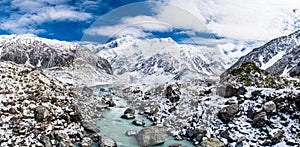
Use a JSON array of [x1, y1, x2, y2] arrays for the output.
[[85, 35, 228, 84], [0, 61, 95, 146], [229, 30, 300, 77], [0, 35, 120, 146], [0, 34, 114, 86]]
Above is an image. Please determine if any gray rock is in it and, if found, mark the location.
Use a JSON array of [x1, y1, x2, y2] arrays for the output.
[[124, 108, 135, 115], [99, 136, 117, 147], [269, 129, 284, 144], [132, 119, 145, 126], [54, 131, 69, 142], [200, 138, 225, 147], [121, 114, 135, 119], [82, 121, 100, 133], [252, 112, 268, 127], [60, 114, 71, 123], [216, 85, 237, 98], [137, 126, 168, 146], [169, 144, 182, 147], [263, 101, 276, 113], [166, 84, 181, 103], [218, 104, 239, 123], [121, 108, 135, 119], [40, 135, 51, 147], [80, 137, 93, 147], [34, 106, 51, 122], [106, 99, 116, 107], [70, 104, 84, 122], [220, 129, 237, 142], [126, 130, 138, 136], [54, 131, 74, 147]]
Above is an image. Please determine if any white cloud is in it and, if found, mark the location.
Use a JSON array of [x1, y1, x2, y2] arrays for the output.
[[85, 25, 150, 38], [122, 16, 172, 32], [163, 0, 300, 42], [155, 5, 207, 32], [85, 15, 174, 38], [48, 7, 92, 21], [85, 3, 208, 38], [0, 0, 93, 34], [86, 0, 300, 44]]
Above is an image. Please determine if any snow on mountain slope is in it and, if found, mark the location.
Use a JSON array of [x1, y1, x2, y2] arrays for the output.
[[0, 34, 115, 86], [85, 36, 229, 84], [259, 51, 285, 70], [229, 30, 300, 77]]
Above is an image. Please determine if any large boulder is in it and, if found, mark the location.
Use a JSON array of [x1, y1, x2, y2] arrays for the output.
[[121, 108, 135, 119], [216, 85, 237, 98], [80, 137, 93, 147], [53, 131, 73, 146], [263, 101, 276, 113], [40, 135, 51, 147], [70, 104, 84, 122], [252, 112, 268, 127], [82, 120, 100, 133], [218, 104, 239, 123], [34, 106, 51, 122], [99, 136, 117, 147], [137, 126, 168, 146], [269, 129, 284, 144], [200, 138, 225, 147], [166, 84, 181, 103]]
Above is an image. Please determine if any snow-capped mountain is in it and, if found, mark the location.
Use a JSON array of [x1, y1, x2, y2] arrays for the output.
[[0, 34, 114, 86], [229, 30, 300, 77], [86, 35, 229, 84]]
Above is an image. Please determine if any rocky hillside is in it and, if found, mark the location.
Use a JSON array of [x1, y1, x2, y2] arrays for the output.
[[229, 30, 300, 77], [0, 34, 114, 86], [0, 61, 100, 146]]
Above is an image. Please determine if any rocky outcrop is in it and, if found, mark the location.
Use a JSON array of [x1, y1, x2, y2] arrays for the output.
[[137, 126, 168, 146], [220, 62, 299, 89]]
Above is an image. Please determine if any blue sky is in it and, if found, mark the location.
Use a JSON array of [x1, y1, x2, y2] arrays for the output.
[[0, 0, 146, 41], [0, 0, 299, 58]]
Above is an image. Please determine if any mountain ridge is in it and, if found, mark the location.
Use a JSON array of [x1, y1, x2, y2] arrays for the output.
[[86, 36, 230, 84], [228, 30, 300, 77]]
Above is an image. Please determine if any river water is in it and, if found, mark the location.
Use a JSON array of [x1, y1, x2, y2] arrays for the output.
[[93, 85, 194, 147]]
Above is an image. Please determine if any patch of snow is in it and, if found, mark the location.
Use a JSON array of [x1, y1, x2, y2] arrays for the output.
[[261, 51, 285, 70]]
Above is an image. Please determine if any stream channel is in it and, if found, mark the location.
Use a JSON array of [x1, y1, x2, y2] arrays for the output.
[[93, 84, 194, 147]]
